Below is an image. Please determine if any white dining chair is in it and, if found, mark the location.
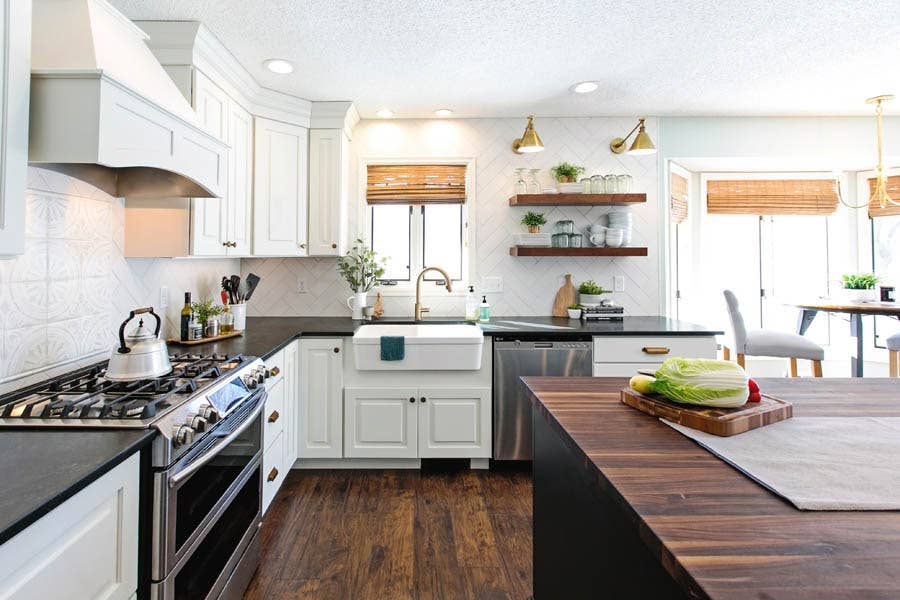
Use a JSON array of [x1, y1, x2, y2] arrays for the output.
[[722, 290, 824, 377], [887, 333, 900, 377]]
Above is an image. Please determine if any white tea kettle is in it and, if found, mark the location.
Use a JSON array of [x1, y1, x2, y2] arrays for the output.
[[106, 307, 172, 381]]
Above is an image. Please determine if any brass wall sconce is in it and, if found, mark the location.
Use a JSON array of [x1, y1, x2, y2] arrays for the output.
[[512, 115, 545, 154], [610, 118, 656, 155]]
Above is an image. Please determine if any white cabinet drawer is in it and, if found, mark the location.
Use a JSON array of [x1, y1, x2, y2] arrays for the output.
[[264, 377, 285, 446], [593, 336, 716, 364], [593, 362, 663, 377], [262, 431, 286, 513], [266, 348, 286, 385]]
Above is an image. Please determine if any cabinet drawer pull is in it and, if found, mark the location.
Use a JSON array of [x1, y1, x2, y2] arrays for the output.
[[420, 397, 426, 403], [268, 410, 280, 423], [331, 243, 337, 249], [267, 467, 279, 482], [300, 243, 306, 249], [269, 366, 280, 377], [642, 346, 670, 355], [409, 397, 415, 403]]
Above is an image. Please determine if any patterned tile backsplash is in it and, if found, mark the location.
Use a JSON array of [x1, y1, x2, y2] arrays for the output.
[[243, 117, 661, 319], [0, 168, 237, 389]]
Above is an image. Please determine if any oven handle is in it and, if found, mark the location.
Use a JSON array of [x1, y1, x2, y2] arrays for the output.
[[168, 390, 267, 488]]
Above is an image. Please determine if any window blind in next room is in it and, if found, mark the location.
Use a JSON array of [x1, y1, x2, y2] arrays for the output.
[[706, 179, 838, 216], [867, 175, 900, 218]]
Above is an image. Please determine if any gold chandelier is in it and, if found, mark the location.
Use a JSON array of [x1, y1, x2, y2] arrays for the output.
[[839, 94, 898, 209]]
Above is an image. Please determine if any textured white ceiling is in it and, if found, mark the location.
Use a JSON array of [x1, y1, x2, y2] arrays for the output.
[[109, 0, 900, 118]]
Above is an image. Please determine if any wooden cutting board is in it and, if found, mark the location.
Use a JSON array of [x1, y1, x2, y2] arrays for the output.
[[167, 330, 243, 346], [552, 274, 576, 317], [620, 387, 792, 436]]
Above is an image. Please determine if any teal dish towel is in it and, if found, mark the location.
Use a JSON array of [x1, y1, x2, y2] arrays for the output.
[[380, 336, 405, 361]]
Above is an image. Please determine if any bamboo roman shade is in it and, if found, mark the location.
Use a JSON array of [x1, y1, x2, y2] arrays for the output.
[[706, 179, 838, 216], [366, 164, 467, 205], [670, 173, 688, 224], [867, 175, 900, 218]]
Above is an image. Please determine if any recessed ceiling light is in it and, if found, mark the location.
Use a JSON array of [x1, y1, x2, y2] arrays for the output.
[[376, 108, 394, 119], [571, 81, 599, 94], [434, 109, 453, 117], [264, 59, 294, 74]]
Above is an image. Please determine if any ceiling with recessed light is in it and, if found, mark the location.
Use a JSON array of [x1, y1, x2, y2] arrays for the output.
[[110, 0, 900, 118]]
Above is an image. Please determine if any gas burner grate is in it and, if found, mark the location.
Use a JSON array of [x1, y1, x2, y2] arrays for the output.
[[0, 353, 251, 421]]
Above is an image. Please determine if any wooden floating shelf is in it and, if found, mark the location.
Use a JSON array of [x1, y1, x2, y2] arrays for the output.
[[509, 246, 648, 257], [508, 193, 646, 206]]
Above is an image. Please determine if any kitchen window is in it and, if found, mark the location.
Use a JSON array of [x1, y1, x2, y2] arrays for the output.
[[366, 163, 469, 286]]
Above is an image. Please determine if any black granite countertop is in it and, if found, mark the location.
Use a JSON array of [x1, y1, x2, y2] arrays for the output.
[[0, 429, 154, 545], [180, 315, 723, 359]]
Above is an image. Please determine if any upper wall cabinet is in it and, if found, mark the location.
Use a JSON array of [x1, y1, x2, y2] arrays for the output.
[[0, 0, 31, 256], [253, 117, 309, 256], [308, 129, 348, 256]]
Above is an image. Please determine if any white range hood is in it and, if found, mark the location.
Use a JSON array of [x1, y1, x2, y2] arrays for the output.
[[28, 0, 227, 199]]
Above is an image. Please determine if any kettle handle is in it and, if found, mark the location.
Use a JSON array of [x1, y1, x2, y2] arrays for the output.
[[117, 307, 161, 354]]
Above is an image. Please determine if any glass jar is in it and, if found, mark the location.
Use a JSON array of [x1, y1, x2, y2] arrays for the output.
[[590, 174, 604, 194], [220, 307, 234, 333], [604, 174, 618, 193], [551, 233, 570, 248], [569, 233, 583, 247], [555, 220, 574, 234], [617, 174, 632, 193], [514, 168, 527, 194], [580, 178, 592, 194], [528, 169, 542, 194]]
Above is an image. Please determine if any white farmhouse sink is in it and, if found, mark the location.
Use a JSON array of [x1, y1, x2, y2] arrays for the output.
[[352, 324, 484, 370]]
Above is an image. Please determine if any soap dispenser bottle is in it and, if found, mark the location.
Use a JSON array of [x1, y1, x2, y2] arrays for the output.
[[465, 286, 478, 322], [478, 295, 491, 323]]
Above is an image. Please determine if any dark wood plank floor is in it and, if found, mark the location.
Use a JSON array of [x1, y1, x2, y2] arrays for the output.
[[244, 466, 533, 600]]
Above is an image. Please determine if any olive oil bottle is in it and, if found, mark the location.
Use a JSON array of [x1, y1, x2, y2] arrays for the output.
[[180, 292, 192, 341]]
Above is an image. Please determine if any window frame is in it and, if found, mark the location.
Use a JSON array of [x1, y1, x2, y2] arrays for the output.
[[359, 157, 476, 296]]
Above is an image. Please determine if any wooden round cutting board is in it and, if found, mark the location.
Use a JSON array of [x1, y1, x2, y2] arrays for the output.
[[552, 274, 576, 317]]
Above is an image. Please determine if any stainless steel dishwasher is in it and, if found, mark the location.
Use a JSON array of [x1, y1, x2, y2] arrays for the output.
[[493, 337, 593, 460]]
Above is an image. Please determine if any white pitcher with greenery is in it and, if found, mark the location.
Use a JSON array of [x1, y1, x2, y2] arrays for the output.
[[337, 239, 386, 319]]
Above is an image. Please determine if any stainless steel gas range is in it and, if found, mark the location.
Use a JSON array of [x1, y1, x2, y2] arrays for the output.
[[0, 352, 275, 600]]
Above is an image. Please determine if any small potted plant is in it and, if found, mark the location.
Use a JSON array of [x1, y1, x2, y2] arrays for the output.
[[578, 280, 609, 305], [521, 211, 547, 233], [550, 162, 585, 183], [841, 273, 879, 303], [192, 299, 225, 337], [567, 304, 582, 319], [337, 239, 386, 317]]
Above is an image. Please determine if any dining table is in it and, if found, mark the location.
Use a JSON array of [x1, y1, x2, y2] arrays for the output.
[[792, 299, 900, 377]]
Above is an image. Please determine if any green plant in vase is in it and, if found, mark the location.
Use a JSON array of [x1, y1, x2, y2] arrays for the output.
[[337, 239, 387, 317], [550, 162, 585, 183], [191, 299, 224, 325], [578, 280, 609, 305], [521, 211, 547, 233], [841, 273, 879, 303]]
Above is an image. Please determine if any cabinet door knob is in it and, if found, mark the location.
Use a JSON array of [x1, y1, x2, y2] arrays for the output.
[[269, 366, 280, 377], [268, 410, 280, 423], [331, 243, 337, 249], [267, 467, 279, 482], [333, 347, 340, 353], [420, 397, 426, 403], [300, 243, 306, 249], [409, 397, 415, 403]]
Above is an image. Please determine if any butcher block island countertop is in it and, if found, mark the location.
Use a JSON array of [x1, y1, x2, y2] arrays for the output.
[[523, 377, 900, 600]]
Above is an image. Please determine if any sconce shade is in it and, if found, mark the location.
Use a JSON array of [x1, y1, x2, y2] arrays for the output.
[[610, 118, 656, 155], [512, 115, 544, 154]]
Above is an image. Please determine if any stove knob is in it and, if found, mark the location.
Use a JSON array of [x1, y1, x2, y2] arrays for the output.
[[242, 375, 258, 389], [198, 403, 220, 424], [172, 424, 195, 447], [262, 367, 271, 379], [185, 413, 208, 432]]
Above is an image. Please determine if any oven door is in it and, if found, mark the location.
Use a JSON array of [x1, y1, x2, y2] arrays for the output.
[[152, 387, 266, 588]]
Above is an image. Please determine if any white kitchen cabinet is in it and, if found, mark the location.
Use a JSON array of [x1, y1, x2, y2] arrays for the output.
[[298, 338, 344, 458], [0, 453, 139, 599], [226, 101, 253, 256], [261, 341, 298, 514], [262, 431, 286, 513], [307, 129, 348, 256], [0, 0, 31, 256], [418, 387, 491, 458], [344, 387, 419, 459], [592, 335, 717, 376], [190, 70, 228, 256], [253, 117, 309, 256], [344, 386, 491, 459]]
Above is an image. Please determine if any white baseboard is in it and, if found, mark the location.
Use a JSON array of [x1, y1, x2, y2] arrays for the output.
[[291, 458, 422, 469]]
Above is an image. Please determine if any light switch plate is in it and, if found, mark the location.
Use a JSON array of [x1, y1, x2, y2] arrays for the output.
[[159, 286, 169, 309], [481, 276, 503, 293], [297, 278, 307, 293], [613, 276, 625, 292]]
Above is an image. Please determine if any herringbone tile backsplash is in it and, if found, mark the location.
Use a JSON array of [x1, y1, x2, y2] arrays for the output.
[[244, 117, 660, 318]]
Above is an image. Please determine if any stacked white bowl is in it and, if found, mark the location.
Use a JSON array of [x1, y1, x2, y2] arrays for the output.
[[607, 209, 633, 246]]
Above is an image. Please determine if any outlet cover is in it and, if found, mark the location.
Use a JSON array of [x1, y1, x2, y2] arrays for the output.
[[297, 278, 307, 294], [613, 276, 625, 292], [481, 276, 503, 293], [159, 286, 169, 308]]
